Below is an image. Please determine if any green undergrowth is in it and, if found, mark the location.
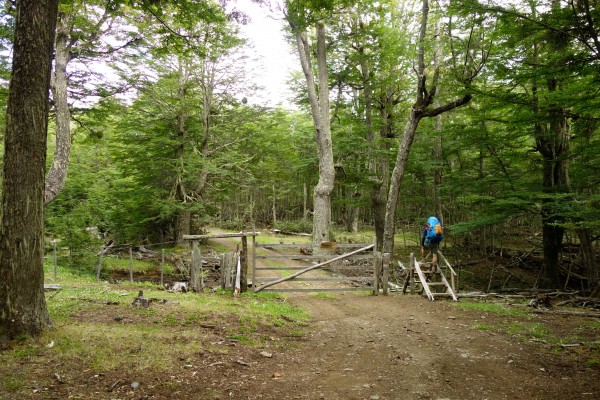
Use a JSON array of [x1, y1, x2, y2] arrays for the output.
[[454, 300, 528, 318], [455, 300, 600, 365], [1, 274, 310, 396]]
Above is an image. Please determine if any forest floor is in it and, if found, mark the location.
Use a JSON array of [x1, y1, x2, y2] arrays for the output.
[[153, 234, 599, 400], [2, 234, 599, 400]]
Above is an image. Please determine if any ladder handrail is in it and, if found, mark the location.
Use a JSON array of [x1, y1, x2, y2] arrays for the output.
[[413, 259, 434, 301], [437, 251, 456, 276]]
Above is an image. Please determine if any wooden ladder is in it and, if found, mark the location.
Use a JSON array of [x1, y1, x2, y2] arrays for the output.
[[402, 253, 458, 301]]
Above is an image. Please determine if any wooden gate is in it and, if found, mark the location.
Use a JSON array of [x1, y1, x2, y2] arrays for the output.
[[252, 242, 387, 293]]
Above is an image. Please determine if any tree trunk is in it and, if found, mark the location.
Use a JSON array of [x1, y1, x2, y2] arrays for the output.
[[45, 11, 72, 204], [272, 183, 277, 228], [381, 0, 472, 256], [0, 0, 59, 340], [176, 209, 191, 246], [294, 24, 335, 244], [175, 58, 190, 245], [578, 228, 597, 291], [382, 111, 422, 254], [532, 0, 571, 287]]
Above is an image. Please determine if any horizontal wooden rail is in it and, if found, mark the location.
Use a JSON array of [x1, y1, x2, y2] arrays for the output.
[[256, 276, 372, 282], [254, 254, 372, 260], [255, 265, 374, 271], [254, 244, 375, 292], [255, 243, 369, 249], [183, 232, 259, 240], [259, 287, 372, 292]]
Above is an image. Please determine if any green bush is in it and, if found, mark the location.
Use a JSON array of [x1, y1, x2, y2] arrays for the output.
[[275, 219, 312, 234]]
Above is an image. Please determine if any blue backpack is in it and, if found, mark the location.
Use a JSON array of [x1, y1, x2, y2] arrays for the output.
[[425, 216, 444, 244]]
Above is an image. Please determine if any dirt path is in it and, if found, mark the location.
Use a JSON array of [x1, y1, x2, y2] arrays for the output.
[[251, 294, 597, 400], [206, 234, 598, 400]]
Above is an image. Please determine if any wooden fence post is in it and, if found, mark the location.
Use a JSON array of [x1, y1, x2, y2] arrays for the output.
[[52, 240, 57, 280], [96, 250, 103, 281], [251, 234, 256, 291], [241, 235, 248, 293], [410, 253, 415, 294], [160, 249, 165, 287], [382, 252, 390, 295], [220, 253, 226, 289], [191, 240, 201, 292], [373, 251, 380, 296], [129, 247, 133, 283]]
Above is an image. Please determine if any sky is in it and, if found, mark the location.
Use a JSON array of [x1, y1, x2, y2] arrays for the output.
[[234, 0, 299, 107]]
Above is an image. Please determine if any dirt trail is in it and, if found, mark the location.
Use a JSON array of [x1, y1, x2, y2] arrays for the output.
[[206, 234, 598, 400]]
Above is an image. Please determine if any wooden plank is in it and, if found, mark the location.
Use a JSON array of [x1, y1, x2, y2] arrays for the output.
[[255, 276, 373, 282], [253, 254, 373, 260], [437, 267, 458, 301], [255, 243, 371, 249], [254, 244, 374, 292], [183, 232, 260, 240], [414, 260, 434, 301], [261, 287, 372, 292], [254, 265, 374, 271]]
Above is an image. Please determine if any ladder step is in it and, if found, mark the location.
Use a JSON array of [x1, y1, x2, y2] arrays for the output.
[[427, 282, 447, 286]]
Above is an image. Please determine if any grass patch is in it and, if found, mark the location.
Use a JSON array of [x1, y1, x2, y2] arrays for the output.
[[313, 292, 339, 300], [507, 322, 551, 339], [474, 323, 496, 330], [0, 275, 311, 399], [588, 320, 600, 329], [454, 300, 526, 318], [1, 373, 24, 392], [586, 358, 599, 367]]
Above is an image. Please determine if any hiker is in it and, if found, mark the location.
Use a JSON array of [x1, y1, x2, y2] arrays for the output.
[[421, 216, 444, 269]]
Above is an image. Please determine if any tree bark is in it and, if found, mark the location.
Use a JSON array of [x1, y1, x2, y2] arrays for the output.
[[0, 0, 59, 339], [578, 228, 598, 291], [294, 24, 335, 244], [381, 0, 472, 255], [530, 0, 571, 288], [45, 11, 72, 204], [175, 58, 191, 245], [382, 111, 422, 254]]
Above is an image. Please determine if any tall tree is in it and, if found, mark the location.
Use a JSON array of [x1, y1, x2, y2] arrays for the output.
[[285, 0, 336, 243], [382, 0, 477, 255], [45, 1, 139, 204], [0, 0, 59, 339]]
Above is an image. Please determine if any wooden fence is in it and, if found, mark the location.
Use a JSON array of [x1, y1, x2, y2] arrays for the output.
[[252, 242, 389, 294]]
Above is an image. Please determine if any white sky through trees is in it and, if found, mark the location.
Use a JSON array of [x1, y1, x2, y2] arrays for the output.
[[235, 0, 299, 107]]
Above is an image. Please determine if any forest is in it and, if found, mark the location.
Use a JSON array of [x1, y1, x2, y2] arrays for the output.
[[0, 0, 599, 339]]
